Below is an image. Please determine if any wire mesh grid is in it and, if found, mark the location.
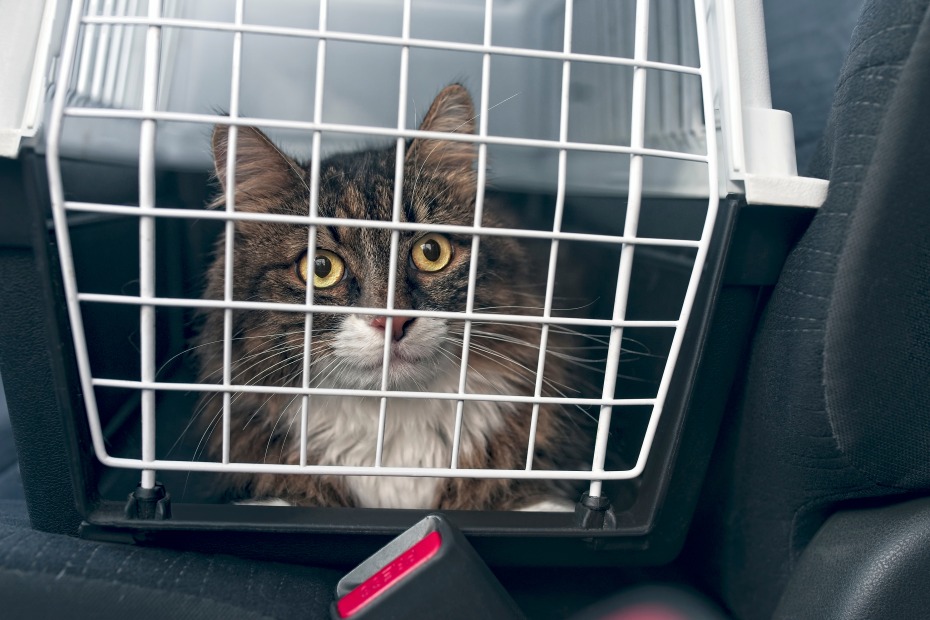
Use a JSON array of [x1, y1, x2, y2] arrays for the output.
[[46, 0, 720, 503]]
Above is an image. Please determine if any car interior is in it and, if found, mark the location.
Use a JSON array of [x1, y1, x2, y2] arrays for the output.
[[2, 0, 929, 618]]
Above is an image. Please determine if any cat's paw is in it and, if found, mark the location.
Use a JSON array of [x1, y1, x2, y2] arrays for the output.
[[234, 497, 293, 506], [516, 497, 576, 512]]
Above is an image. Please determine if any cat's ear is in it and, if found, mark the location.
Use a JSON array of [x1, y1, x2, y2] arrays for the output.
[[211, 124, 304, 210], [406, 84, 476, 175]]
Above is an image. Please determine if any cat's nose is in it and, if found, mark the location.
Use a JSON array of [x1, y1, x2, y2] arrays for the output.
[[370, 316, 415, 341]]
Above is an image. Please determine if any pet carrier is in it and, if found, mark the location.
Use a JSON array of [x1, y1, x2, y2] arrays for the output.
[[0, 0, 826, 566]]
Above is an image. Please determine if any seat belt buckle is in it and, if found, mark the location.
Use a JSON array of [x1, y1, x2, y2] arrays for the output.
[[332, 513, 523, 619]]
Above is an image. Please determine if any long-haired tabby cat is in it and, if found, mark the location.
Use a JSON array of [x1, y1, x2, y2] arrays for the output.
[[196, 84, 592, 511]]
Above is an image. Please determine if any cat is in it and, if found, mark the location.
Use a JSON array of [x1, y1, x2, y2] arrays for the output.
[[195, 84, 592, 511]]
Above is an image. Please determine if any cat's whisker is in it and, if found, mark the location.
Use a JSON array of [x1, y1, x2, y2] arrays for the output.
[[226, 352, 303, 401], [227, 353, 302, 397], [240, 388, 285, 431], [196, 337, 306, 383], [187, 345, 304, 430], [239, 363, 307, 432], [263, 398, 292, 464], [472, 352, 600, 424], [434, 344, 496, 390], [465, 331, 611, 374], [467, 341, 579, 396], [439, 335, 568, 394], [459, 330, 657, 384], [472, 297, 599, 314], [451, 321, 659, 359], [333, 358, 360, 389], [276, 393, 305, 464], [237, 339, 314, 363], [448, 340, 601, 426], [196, 369, 304, 467], [188, 325, 336, 373], [463, 91, 520, 129], [310, 356, 349, 389], [307, 354, 339, 382], [467, 328, 612, 361], [229, 343, 303, 369], [455, 320, 607, 344], [167, 398, 219, 459], [238, 366, 301, 428], [191, 406, 224, 465], [225, 336, 336, 390]]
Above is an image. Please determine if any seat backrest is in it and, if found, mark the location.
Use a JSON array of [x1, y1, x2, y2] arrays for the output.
[[686, 1, 930, 618]]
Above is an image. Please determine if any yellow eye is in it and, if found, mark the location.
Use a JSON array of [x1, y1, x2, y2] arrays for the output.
[[410, 233, 453, 272], [297, 250, 345, 289]]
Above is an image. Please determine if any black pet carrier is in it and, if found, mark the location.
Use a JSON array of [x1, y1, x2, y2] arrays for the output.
[[0, 0, 826, 567]]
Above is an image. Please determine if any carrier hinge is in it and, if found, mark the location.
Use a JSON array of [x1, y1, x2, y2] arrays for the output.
[[124, 482, 172, 520], [573, 492, 617, 530]]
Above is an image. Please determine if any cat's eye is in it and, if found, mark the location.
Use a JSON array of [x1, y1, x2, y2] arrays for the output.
[[410, 233, 453, 272], [297, 250, 345, 289]]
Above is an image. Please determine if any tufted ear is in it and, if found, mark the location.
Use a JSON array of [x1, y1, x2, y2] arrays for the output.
[[406, 84, 477, 176], [211, 124, 305, 210]]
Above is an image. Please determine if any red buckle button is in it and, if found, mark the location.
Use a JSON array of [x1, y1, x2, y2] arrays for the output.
[[337, 530, 443, 618]]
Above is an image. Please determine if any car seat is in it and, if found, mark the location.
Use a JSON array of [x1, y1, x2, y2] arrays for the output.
[[687, 0, 930, 617]]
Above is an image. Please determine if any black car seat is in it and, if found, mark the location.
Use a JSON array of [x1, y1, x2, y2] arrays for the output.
[[688, 0, 930, 617]]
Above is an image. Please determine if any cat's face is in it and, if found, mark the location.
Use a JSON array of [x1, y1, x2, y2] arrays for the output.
[[203, 85, 529, 391]]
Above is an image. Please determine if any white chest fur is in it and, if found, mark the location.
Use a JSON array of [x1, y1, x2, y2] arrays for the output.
[[289, 375, 508, 508]]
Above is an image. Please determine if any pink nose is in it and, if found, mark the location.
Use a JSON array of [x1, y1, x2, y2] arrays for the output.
[[370, 316, 415, 341]]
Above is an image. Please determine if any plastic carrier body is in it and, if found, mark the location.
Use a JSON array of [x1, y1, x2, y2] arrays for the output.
[[0, 0, 826, 566]]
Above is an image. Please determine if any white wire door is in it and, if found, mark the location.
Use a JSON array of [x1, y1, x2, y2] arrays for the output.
[[46, 0, 720, 503]]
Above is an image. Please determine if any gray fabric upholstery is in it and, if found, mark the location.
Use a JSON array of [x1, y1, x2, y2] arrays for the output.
[[0, 499, 342, 620], [0, 380, 24, 502], [823, 2, 930, 487], [690, 1, 930, 618]]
